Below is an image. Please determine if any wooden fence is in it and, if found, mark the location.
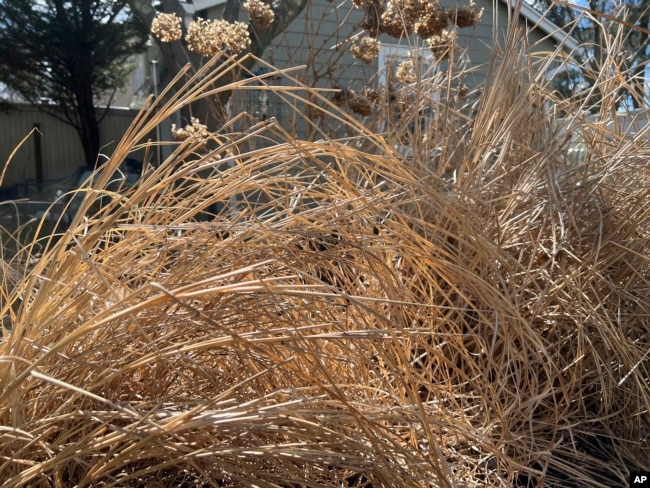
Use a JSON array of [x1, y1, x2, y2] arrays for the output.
[[3, 102, 649, 193], [0, 105, 152, 189], [562, 109, 650, 164]]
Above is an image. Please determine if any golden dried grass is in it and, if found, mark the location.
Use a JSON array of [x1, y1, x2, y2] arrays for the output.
[[1, 25, 649, 488]]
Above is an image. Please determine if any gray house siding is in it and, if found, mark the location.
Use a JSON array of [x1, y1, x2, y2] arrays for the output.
[[202, 0, 556, 136], [439, 0, 553, 85], [205, 0, 377, 135]]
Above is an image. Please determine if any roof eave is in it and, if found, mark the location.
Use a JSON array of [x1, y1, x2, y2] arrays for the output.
[[506, 0, 581, 51]]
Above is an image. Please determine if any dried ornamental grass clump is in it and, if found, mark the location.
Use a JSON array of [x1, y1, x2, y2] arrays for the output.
[[2, 25, 650, 488], [0, 59, 464, 486]]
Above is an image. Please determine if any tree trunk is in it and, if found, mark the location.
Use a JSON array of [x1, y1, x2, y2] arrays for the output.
[[76, 98, 101, 169], [76, 1, 103, 169]]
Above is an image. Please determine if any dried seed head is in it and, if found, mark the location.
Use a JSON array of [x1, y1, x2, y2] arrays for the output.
[[427, 29, 456, 60], [359, 2, 384, 37], [151, 12, 183, 43], [171, 117, 210, 149], [348, 93, 374, 116], [414, 3, 448, 38], [352, 36, 381, 64], [379, 0, 429, 37], [362, 87, 381, 104], [396, 59, 417, 84], [452, 0, 484, 28], [244, 0, 275, 29], [401, 0, 427, 24], [380, 1, 413, 38], [225, 21, 252, 54], [186, 18, 221, 57], [186, 18, 251, 57], [332, 88, 355, 107]]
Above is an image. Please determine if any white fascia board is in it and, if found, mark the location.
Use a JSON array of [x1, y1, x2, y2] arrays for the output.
[[503, 0, 580, 51]]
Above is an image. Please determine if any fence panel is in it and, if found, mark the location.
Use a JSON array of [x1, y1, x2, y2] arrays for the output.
[[0, 105, 143, 189]]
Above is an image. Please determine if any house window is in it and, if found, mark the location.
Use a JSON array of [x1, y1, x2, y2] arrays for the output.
[[377, 43, 441, 147], [377, 43, 439, 86]]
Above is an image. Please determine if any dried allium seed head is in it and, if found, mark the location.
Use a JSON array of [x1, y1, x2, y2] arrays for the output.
[[414, 4, 448, 38], [452, 0, 484, 28], [427, 29, 456, 60], [244, 0, 275, 29], [151, 12, 183, 43], [348, 94, 374, 116], [396, 59, 417, 84], [352, 36, 381, 64]]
